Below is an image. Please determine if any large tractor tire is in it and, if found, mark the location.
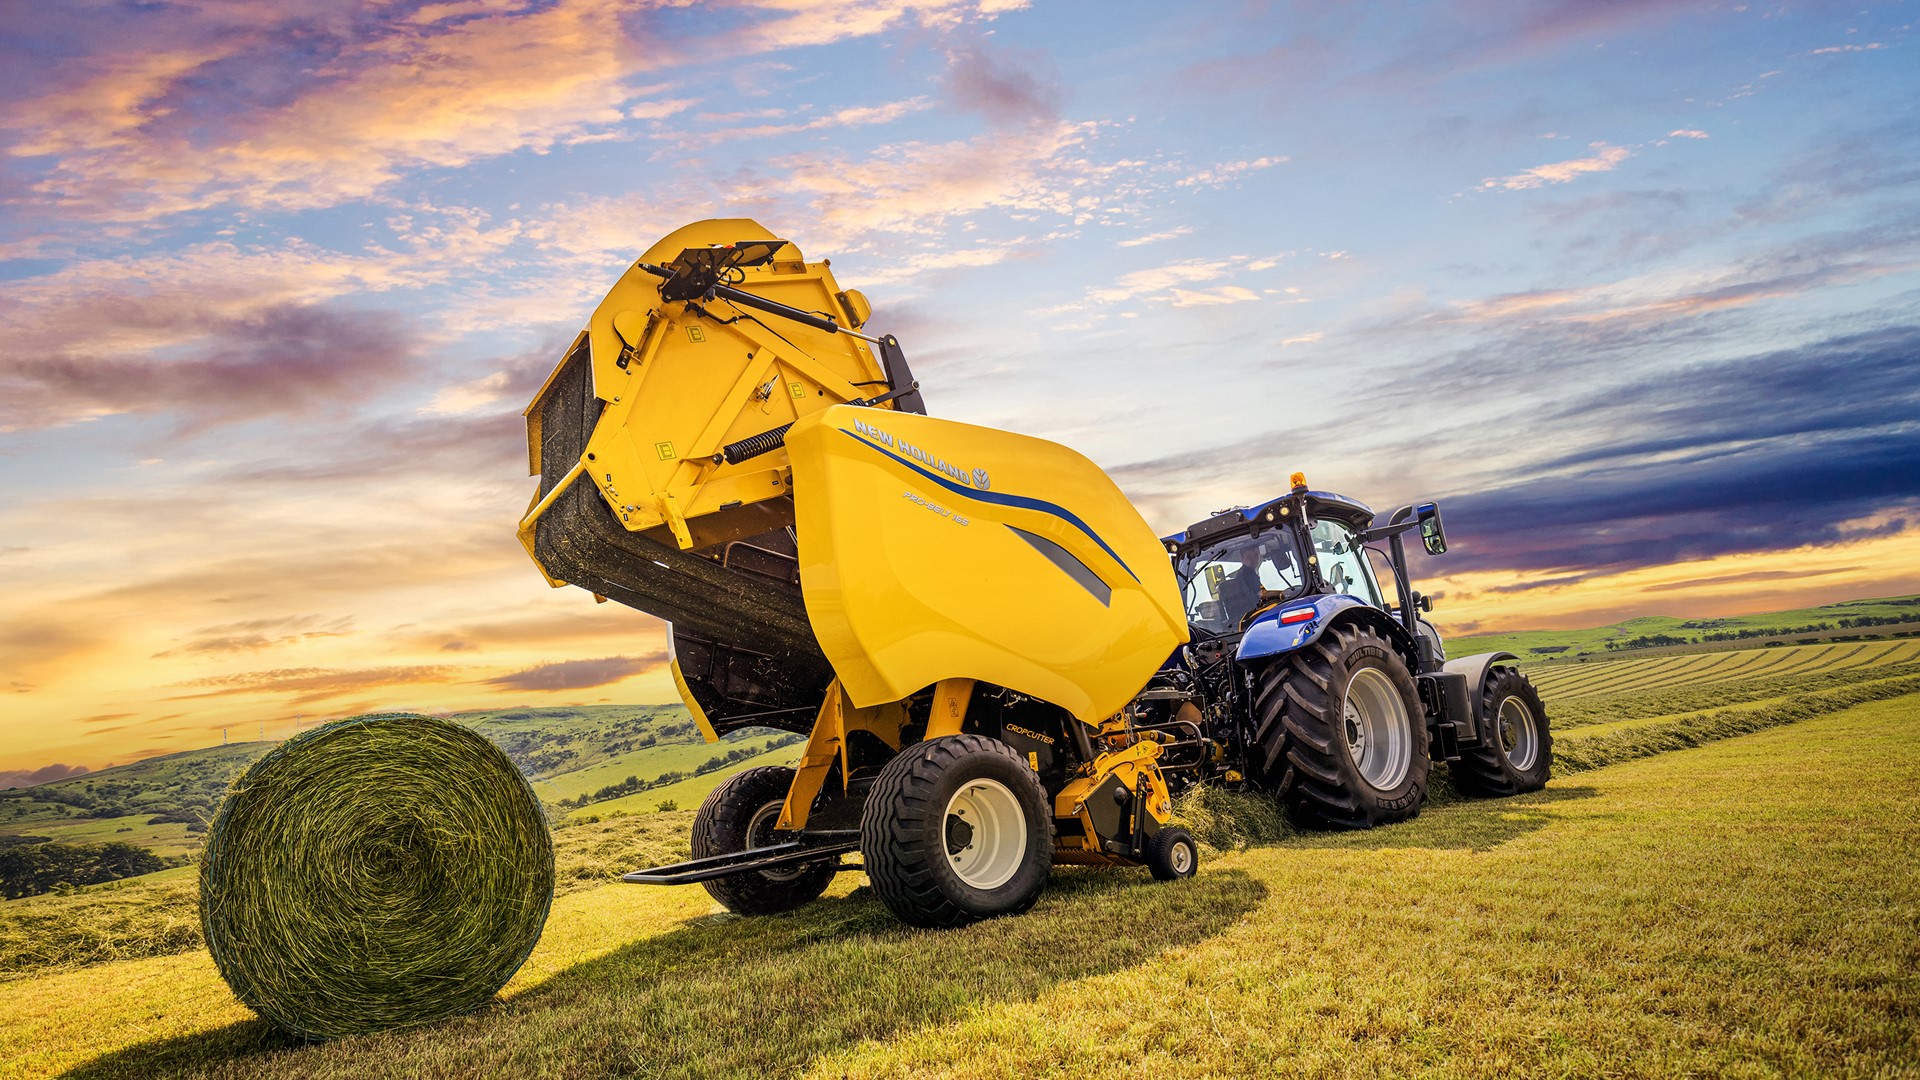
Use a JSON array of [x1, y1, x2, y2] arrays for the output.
[[1250, 624, 1429, 829], [691, 766, 835, 916], [1450, 668, 1552, 797], [861, 734, 1053, 929]]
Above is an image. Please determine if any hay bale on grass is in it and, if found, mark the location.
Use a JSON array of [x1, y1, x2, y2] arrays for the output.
[[200, 713, 553, 1039]]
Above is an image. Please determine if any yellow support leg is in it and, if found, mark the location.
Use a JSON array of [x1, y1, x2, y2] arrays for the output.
[[779, 682, 847, 830], [927, 678, 975, 739]]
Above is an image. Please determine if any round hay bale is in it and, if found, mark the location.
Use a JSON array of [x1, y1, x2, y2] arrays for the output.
[[200, 712, 554, 1038]]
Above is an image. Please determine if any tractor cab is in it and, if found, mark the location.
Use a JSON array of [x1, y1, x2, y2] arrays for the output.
[[1166, 480, 1393, 641]]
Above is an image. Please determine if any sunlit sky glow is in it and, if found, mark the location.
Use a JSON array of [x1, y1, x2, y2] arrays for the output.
[[3, 0, 1917, 774]]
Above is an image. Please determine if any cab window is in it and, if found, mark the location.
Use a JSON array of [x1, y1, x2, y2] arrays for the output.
[[1310, 520, 1382, 606]]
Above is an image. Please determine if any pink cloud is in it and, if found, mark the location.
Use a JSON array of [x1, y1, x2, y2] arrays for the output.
[[1479, 142, 1631, 191]]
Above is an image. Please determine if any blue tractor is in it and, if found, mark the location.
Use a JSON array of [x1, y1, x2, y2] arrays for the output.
[[1144, 472, 1551, 827]]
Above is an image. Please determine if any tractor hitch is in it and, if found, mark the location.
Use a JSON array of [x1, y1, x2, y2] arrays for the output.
[[622, 831, 860, 885]]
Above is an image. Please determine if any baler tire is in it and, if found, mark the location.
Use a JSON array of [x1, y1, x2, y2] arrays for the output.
[[1146, 827, 1199, 881], [1450, 668, 1552, 797], [691, 766, 834, 916], [1249, 624, 1430, 829], [861, 734, 1052, 929]]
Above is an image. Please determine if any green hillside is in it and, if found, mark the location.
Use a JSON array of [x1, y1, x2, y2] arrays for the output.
[[1445, 593, 1920, 659]]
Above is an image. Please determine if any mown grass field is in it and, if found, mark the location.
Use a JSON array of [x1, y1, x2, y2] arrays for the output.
[[3, 646, 1916, 1077]]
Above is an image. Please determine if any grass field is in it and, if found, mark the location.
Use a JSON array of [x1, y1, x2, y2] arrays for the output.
[[2, 672, 1914, 1076]]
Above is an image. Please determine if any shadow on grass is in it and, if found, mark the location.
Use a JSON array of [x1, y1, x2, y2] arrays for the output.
[[1282, 783, 1603, 853], [65, 867, 1267, 1079]]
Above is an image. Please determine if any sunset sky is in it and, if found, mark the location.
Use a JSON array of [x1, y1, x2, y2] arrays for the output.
[[3, 0, 1917, 775]]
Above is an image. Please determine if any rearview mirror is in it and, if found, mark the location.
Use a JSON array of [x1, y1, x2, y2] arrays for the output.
[[1417, 503, 1447, 555]]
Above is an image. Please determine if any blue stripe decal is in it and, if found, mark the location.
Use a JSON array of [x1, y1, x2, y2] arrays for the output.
[[839, 428, 1140, 583]]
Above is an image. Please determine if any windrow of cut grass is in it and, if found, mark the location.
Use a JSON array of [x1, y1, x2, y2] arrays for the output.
[[1530, 637, 1920, 700], [0, 868, 199, 981], [1550, 657, 1920, 730]]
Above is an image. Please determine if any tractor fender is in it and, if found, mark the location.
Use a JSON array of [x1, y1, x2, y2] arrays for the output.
[[1236, 595, 1419, 669], [1443, 651, 1521, 709]]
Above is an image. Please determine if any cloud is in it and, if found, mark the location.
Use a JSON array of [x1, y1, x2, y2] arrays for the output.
[[1668, 129, 1710, 139], [1479, 142, 1631, 191], [4, 0, 638, 221], [1169, 285, 1260, 307], [1, 0, 1032, 223], [652, 96, 935, 149], [159, 614, 355, 657], [175, 665, 456, 705], [1426, 325, 1920, 577], [0, 763, 88, 789], [484, 654, 666, 692], [1, 302, 418, 433], [943, 42, 1062, 127], [1175, 156, 1287, 188], [1642, 567, 1865, 593], [1117, 226, 1194, 248]]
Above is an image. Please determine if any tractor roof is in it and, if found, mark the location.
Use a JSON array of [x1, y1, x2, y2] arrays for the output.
[[1162, 491, 1376, 551]]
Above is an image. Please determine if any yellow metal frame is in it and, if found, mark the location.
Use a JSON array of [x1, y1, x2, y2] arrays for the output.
[[777, 680, 908, 830], [1053, 737, 1174, 858]]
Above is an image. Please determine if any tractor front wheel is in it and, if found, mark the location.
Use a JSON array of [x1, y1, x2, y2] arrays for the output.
[[1249, 624, 1430, 829], [692, 766, 835, 916], [861, 734, 1053, 928], [1449, 668, 1552, 797]]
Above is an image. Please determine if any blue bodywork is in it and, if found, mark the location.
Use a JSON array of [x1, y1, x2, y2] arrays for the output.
[[1236, 593, 1373, 662]]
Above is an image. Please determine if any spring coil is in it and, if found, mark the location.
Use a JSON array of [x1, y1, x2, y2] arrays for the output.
[[720, 423, 795, 464]]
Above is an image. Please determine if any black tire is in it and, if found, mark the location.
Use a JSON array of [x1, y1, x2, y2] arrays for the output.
[[1450, 668, 1552, 797], [861, 734, 1053, 929], [691, 765, 834, 916], [1146, 827, 1198, 881], [1248, 623, 1430, 829]]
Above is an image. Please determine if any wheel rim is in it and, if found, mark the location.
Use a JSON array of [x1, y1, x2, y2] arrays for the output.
[[1170, 840, 1193, 876], [1497, 695, 1539, 771], [944, 778, 1026, 890], [746, 801, 804, 881], [1343, 667, 1412, 791]]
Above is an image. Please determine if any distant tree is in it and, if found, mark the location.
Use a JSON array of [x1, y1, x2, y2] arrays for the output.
[[0, 841, 170, 899]]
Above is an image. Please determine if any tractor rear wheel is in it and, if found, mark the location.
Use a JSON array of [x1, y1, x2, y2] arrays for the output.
[[861, 734, 1053, 928], [692, 766, 835, 916], [1248, 624, 1429, 829], [1449, 668, 1552, 797]]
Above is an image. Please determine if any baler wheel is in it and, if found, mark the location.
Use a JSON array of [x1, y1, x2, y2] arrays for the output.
[[1449, 668, 1552, 797], [861, 734, 1052, 928], [1146, 826, 1199, 881], [1250, 624, 1430, 829], [692, 766, 834, 915]]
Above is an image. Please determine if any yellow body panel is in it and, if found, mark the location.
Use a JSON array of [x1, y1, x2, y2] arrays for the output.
[[785, 405, 1189, 722]]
